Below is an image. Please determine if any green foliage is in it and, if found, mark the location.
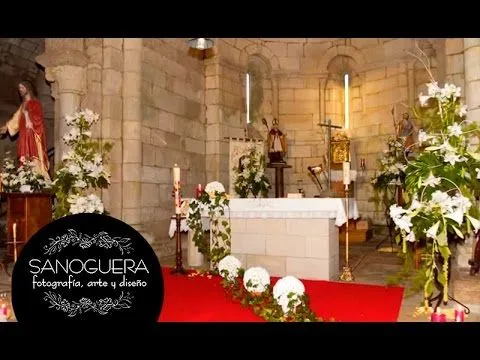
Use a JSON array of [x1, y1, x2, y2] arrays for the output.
[[386, 244, 428, 297], [186, 188, 231, 271], [233, 145, 271, 198], [218, 267, 324, 322]]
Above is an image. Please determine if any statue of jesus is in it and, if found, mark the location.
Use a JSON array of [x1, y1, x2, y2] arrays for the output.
[[0, 80, 50, 180]]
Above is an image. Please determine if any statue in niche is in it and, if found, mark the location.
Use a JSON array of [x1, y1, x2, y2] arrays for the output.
[[263, 117, 287, 164]]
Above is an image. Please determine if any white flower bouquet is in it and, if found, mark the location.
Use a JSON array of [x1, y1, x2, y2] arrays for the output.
[[243, 267, 270, 294], [217, 255, 241, 282], [0, 152, 51, 193], [232, 146, 271, 198], [272, 275, 305, 314]]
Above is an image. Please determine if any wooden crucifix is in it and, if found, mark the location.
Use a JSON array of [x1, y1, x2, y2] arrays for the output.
[[318, 119, 342, 193]]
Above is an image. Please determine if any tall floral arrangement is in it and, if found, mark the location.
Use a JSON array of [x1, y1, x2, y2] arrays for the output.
[[389, 60, 480, 303], [51, 109, 113, 219], [370, 135, 408, 209], [187, 181, 231, 271], [232, 145, 270, 198]]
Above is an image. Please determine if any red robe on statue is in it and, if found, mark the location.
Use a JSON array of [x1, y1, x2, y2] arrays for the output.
[[6, 99, 50, 180]]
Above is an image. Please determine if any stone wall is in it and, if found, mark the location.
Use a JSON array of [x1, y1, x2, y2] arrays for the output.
[[141, 39, 205, 257], [210, 38, 448, 226]]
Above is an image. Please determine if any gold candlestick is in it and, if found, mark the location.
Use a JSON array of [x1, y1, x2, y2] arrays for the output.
[[340, 183, 354, 282]]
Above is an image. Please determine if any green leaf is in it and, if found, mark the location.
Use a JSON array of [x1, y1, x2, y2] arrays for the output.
[[451, 225, 464, 239], [436, 229, 448, 247]]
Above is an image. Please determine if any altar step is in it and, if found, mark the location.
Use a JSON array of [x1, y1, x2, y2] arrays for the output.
[[339, 219, 372, 244]]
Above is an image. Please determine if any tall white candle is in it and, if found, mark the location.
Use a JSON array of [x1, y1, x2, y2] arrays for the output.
[[174, 189, 181, 214], [343, 161, 351, 185], [173, 164, 180, 189]]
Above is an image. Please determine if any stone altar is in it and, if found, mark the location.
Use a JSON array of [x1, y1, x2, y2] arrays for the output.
[[169, 197, 359, 280], [228, 198, 358, 281]]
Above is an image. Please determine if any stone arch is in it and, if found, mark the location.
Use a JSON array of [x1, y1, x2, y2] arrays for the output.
[[322, 54, 361, 130], [238, 45, 280, 129], [239, 42, 280, 72], [317, 44, 366, 74]]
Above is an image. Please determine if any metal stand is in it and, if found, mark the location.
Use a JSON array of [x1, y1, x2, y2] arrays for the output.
[[171, 213, 187, 275], [340, 184, 354, 282]]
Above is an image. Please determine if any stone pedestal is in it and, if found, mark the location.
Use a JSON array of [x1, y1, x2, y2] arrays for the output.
[[267, 163, 292, 198]]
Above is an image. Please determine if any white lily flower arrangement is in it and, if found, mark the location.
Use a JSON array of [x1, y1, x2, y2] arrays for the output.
[[389, 52, 480, 303], [51, 109, 113, 219]]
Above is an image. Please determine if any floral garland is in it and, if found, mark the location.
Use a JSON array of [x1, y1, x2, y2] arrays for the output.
[[214, 255, 321, 322], [389, 68, 480, 303], [232, 145, 271, 198], [187, 181, 231, 271], [51, 109, 113, 219]]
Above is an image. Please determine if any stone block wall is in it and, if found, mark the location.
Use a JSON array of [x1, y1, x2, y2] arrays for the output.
[[140, 39, 205, 257], [445, 39, 465, 93], [209, 38, 446, 226]]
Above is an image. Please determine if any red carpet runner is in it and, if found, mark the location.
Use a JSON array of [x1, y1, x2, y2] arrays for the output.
[[158, 267, 404, 322]]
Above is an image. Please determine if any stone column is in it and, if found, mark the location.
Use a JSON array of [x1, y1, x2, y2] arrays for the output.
[[100, 39, 124, 221], [454, 39, 480, 269], [205, 56, 222, 184], [36, 43, 87, 165], [464, 39, 480, 121], [122, 38, 144, 236]]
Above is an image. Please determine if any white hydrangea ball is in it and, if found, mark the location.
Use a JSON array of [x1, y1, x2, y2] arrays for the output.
[[205, 181, 225, 194], [243, 267, 270, 293], [272, 276, 305, 314], [217, 255, 241, 281]]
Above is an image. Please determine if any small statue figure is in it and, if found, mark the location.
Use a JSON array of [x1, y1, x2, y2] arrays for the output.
[[396, 112, 417, 155], [264, 118, 287, 164]]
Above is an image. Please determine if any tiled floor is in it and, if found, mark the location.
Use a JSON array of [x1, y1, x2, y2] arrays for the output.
[[0, 234, 478, 322]]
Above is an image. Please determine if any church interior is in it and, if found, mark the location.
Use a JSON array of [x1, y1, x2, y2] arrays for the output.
[[0, 38, 479, 323]]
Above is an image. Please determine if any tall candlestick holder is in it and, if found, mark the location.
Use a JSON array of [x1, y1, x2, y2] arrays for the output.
[[3, 222, 22, 279], [171, 188, 187, 275], [340, 183, 354, 282]]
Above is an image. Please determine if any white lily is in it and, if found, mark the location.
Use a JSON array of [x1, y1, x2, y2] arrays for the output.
[[426, 221, 441, 239]]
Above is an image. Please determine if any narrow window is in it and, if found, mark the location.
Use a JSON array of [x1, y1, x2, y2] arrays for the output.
[[344, 73, 350, 130]]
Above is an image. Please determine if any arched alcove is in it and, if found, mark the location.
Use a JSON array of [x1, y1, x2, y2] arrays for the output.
[[246, 53, 273, 126], [324, 55, 361, 130]]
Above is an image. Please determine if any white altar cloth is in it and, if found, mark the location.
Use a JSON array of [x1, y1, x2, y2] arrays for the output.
[[225, 198, 358, 226], [168, 197, 359, 237]]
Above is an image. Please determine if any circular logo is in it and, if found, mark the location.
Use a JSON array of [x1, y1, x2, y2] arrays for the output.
[[11, 213, 164, 324]]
